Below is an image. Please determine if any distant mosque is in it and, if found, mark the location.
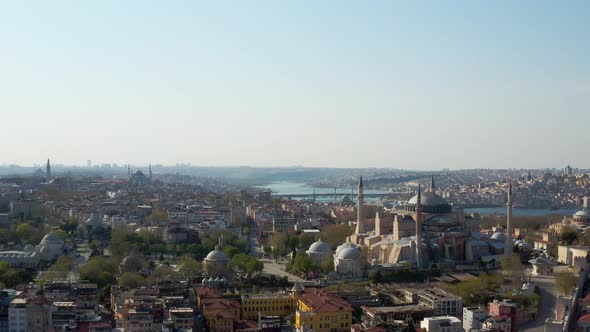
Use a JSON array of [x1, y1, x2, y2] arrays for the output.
[[340, 176, 514, 270]]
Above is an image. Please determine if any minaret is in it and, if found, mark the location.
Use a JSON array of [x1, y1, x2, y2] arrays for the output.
[[355, 176, 365, 234], [46, 159, 51, 181], [505, 183, 513, 256], [415, 185, 422, 269], [312, 187, 316, 202], [428, 175, 435, 192], [127, 164, 131, 176], [149, 164, 153, 180], [67, 169, 72, 190], [334, 188, 337, 203]]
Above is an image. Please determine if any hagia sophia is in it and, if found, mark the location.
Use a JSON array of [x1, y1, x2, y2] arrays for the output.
[[336, 176, 515, 273]]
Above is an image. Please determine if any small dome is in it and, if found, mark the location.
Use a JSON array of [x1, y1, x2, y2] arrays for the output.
[[574, 209, 590, 219], [337, 247, 360, 260], [491, 232, 507, 242], [308, 240, 331, 253], [336, 243, 357, 256], [205, 250, 229, 262]]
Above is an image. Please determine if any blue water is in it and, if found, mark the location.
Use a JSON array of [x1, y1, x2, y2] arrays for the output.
[[255, 181, 388, 203], [257, 181, 579, 217], [464, 207, 577, 217]]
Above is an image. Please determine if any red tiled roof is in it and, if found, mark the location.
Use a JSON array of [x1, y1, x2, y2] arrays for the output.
[[196, 287, 222, 299], [299, 288, 353, 313], [580, 313, 590, 324]]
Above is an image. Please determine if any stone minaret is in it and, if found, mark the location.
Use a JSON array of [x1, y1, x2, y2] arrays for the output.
[[505, 183, 513, 256], [355, 176, 364, 234], [415, 185, 422, 269], [46, 159, 51, 181], [149, 164, 153, 180], [428, 175, 435, 192]]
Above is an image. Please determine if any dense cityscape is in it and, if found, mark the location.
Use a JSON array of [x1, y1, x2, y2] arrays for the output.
[[0, 162, 588, 331], [2, 2, 589, 332]]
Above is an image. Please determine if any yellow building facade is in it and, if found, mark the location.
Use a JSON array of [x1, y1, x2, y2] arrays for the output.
[[241, 293, 294, 320], [294, 288, 352, 332]]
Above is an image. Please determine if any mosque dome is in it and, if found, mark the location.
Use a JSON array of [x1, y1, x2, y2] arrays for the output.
[[308, 240, 331, 254], [337, 247, 360, 260], [491, 232, 507, 242], [401, 177, 452, 214], [336, 243, 358, 257], [408, 192, 448, 206], [41, 233, 63, 244], [205, 248, 229, 262]]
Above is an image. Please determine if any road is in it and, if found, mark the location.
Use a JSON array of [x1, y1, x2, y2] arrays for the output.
[[246, 221, 304, 282], [260, 257, 305, 282], [520, 273, 558, 332]]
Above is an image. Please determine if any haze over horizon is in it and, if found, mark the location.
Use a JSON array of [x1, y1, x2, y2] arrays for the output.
[[1, 1, 589, 169]]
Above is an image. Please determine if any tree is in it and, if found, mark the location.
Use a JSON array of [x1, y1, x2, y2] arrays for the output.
[[298, 232, 315, 250], [555, 271, 577, 296], [119, 272, 145, 289], [177, 255, 202, 277], [223, 245, 241, 258], [499, 254, 525, 287], [80, 257, 118, 288], [320, 256, 334, 274], [368, 270, 383, 284], [16, 224, 34, 244], [0, 261, 32, 288], [49, 229, 68, 241], [560, 226, 578, 245], [45, 255, 76, 280], [230, 254, 263, 275], [292, 252, 316, 276], [270, 232, 289, 258], [147, 266, 179, 285], [322, 223, 352, 249]]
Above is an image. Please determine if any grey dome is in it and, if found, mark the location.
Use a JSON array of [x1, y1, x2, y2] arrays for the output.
[[205, 250, 229, 262], [337, 247, 360, 260], [574, 209, 590, 218], [408, 192, 448, 206], [308, 240, 331, 253], [41, 233, 63, 244], [336, 243, 358, 256], [491, 232, 507, 242]]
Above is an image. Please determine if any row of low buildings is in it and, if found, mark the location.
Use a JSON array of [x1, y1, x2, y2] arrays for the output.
[[0, 281, 101, 332]]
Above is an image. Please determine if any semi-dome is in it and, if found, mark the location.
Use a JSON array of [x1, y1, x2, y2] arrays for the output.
[[491, 232, 507, 242], [308, 240, 331, 253], [337, 247, 360, 260]]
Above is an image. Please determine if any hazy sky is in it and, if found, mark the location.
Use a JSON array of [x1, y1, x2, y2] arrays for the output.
[[1, 1, 588, 169]]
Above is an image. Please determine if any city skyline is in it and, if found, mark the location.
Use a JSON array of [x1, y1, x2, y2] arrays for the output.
[[1, 1, 589, 169]]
